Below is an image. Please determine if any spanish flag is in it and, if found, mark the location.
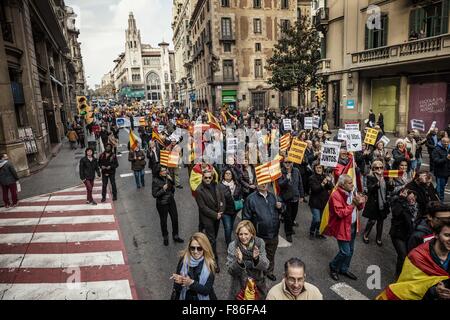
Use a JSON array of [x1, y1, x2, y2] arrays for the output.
[[255, 160, 282, 185], [383, 170, 404, 178], [152, 128, 165, 147], [320, 152, 358, 235], [207, 112, 222, 131], [376, 242, 449, 300], [129, 131, 140, 151], [280, 133, 292, 152]]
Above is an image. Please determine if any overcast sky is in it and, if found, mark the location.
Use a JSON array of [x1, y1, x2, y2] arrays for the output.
[[67, 0, 173, 88]]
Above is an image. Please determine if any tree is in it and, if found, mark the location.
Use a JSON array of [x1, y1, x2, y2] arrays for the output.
[[266, 15, 322, 107]]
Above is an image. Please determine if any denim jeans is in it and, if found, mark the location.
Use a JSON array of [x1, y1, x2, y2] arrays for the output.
[[309, 208, 322, 236], [330, 223, 357, 273], [133, 170, 145, 188], [222, 214, 237, 247], [436, 176, 448, 202], [410, 159, 418, 172]]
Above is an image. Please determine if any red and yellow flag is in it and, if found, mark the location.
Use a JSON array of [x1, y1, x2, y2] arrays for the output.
[[160, 150, 179, 168], [227, 111, 238, 123], [152, 128, 165, 147], [280, 133, 292, 152], [383, 170, 404, 178], [376, 242, 449, 300], [255, 160, 282, 186], [207, 112, 222, 131], [129, 131, 139, 151], [221, 110, 228, 125]]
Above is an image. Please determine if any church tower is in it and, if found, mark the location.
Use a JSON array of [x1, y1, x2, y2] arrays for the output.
[[125, 12, 143, 83]]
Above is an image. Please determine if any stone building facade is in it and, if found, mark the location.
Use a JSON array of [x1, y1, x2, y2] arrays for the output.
[[315, 0, 450, 135], [0, 0, 85, 176]]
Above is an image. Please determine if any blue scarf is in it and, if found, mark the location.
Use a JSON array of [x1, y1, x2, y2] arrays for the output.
[[180, 256, 210, 300]]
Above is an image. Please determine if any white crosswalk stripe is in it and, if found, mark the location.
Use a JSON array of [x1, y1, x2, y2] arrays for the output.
[[330, 283, 370, 300]]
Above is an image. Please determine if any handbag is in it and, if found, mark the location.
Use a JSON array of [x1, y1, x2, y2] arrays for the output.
[[234, 199, 244, 211]]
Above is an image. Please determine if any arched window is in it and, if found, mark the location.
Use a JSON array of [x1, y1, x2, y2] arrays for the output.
[[146, 72, 161, 101]]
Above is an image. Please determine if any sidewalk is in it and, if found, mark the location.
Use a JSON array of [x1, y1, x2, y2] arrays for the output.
[[18, 139, 84, 203]]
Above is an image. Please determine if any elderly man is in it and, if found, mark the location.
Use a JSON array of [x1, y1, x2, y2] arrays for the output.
[[324, 174, 366, 281], [243, 183, 285, 282], [266, 258, 323, 300]]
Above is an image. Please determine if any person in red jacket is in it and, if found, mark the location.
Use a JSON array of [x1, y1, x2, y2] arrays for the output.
[[326, 174, 366, 281]]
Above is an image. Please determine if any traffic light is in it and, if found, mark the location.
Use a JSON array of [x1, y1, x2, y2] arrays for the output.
[[77, 96, 89, 116], [316, 89, 325, 104]]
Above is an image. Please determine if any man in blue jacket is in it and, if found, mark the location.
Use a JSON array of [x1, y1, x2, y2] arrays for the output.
[[243, 183, 284, 282], [431, 137, 450, 202]]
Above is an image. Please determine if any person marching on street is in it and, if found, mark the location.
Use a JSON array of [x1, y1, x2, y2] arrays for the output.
[[325, 174, 366, 281], [0, 153, 20, 208], [170, 232, 217, 300], [226, 220, 269, 300], [147, 140, 160, 175], [128, 146, 146, 189], [98, 143, 119, 202], [278, 160, 304, 243], [243, 183, 285, 282], [152, 165, 184, 246], [195, 170, 225, 273], [67, 127, 78, 150], [79, 148, 101, 206]]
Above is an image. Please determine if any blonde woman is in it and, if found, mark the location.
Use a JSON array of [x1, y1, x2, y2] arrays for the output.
[[226, 220, 269, 300], [170, 233, 217, 300]]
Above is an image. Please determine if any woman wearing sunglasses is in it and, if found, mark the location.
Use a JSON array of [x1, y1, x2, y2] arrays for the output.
[[362, 161, 393, 246], [170, 233, 217, 300], [226, 220, 269, 300]]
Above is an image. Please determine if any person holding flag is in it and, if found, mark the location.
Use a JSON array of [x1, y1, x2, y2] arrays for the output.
[[322, 170, 367, 281], [128, 134, 146, 189]]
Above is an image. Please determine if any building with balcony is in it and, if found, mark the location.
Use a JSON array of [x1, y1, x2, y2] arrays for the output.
[[315, 0, 450, 135], [176, 0, 312, 113], [0, 0, 84, 176], [105, 13, 176, 106]]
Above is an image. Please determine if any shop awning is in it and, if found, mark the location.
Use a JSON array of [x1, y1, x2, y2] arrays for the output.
[[222, 90, 237, 103]]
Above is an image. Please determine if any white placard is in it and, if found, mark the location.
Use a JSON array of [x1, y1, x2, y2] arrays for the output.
[[226, 138, 238, 154], [346, 130, 362, 152], [320, 141, 341, 168], [338, 129, 348, 141], [283, 119, 292, 131], [379, 135, 390, 147], [411, 119, 425, 131], [116, 118, 131, 128], [304, 117, 313, 130], [345, 123, 360, 131], [313, 116, 321, 129], [429, 121, 437, 132]]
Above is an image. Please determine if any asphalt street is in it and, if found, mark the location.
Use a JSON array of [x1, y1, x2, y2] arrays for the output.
[[12, 129, 447, 300]]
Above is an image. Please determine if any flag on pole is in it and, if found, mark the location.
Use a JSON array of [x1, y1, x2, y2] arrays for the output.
[[129, 131, 140, 151], [227, 111, 238, 123], [207, 112, 222, 131], [152, 128, 165, 147], [280, 133, 292, 152], [255, 160, 282, 185], [383, 170, 404, 178], [320, 152, 358, 235], [376, 243, 449, 300]]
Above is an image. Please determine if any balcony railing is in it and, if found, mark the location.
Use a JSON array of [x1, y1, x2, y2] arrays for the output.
[[219, 33, 235, 42], [317, 59, 331, 73], [313, 8, 329, 33], [2, 22, 14, 43], [351, 34, 450, 67], [207, 74, 240, 84]]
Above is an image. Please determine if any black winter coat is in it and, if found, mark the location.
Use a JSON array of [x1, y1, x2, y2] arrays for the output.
[[0, 161, 19, 186], [79, 157, 101, 181], [407, 217, 433, 253], [98, 152, 119, 176], [362, 175, 392, 220], [218, 182, 243, 216], [240, 166, 257, 196], [389, 196, 417, 241], [278, 167, 304, 202], [308, 174, 333, 210], [195, 183, 226, 226], [431, 144, 450, 178], [405, 180, 440, 216], [171, 259, 217, 300], [147, 146, 160, 173], [152, 175, 175, 205], [392, 148, 412, 170], [128, 150, 146, 171]]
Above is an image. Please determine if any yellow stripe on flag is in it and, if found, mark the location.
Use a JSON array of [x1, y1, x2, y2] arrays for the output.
[[129, 131, 139, 151]]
